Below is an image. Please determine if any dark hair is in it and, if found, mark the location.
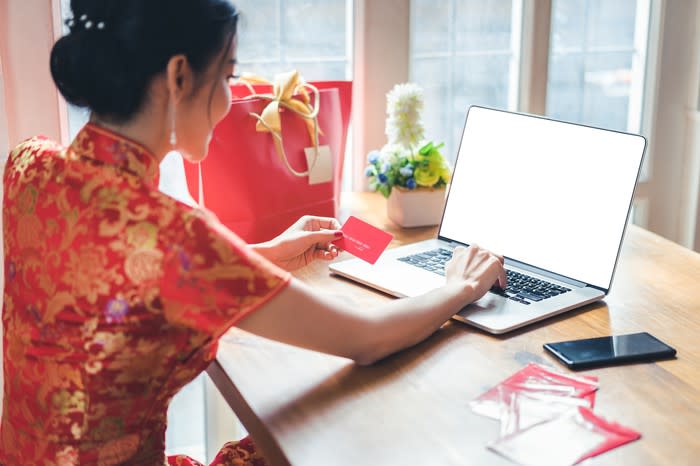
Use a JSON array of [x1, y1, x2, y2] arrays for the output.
[[50, 0, 238, 123]]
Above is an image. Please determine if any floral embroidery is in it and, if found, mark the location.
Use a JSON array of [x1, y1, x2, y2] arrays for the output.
[[124, 247, 164, 283], [52, 390, 87, 417], [2, 124, 289, 465], [17, 185, 38, 213], [26, 303, 41, 323], [97, 433, 140, 466], [16, 213, 44, 249], [104, 298, 129, 323], [85, 360, 103, 374], [62, 244, 119, 304], [7, 260, 16, 281], [125, 221, 158, 249], [56, 446, 79, 466], [178, 247, 192, 271]]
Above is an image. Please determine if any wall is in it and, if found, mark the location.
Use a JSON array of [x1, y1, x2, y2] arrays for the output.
[[0, 0, 68, 419], [352, 0, 410, 188], [646, 0, 700, 247], [0, 41, 7, 412], [0, 55, 8, 156], [0, 0, 67, 147]]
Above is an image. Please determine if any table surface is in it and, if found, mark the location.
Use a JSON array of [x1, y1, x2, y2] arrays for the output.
[[208, 192, 700, 466]]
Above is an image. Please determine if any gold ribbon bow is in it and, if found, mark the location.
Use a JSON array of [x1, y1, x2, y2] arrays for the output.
[[237, 70, 322, 177]]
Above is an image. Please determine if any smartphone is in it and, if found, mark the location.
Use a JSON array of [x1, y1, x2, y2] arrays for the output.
[[544, 332, 676, 370]]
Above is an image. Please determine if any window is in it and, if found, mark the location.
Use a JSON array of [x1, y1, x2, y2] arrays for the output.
[[409, 0, 651, 168], [410, 0, 519, 163], [235, 0, 352, 81], [547, 0, 648, 134]]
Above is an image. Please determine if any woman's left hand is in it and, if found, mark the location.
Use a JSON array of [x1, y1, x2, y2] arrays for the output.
[[252, 216, 343, 271]]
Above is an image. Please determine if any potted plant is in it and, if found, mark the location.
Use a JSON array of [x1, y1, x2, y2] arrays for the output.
[[365, 83, 451, 227]]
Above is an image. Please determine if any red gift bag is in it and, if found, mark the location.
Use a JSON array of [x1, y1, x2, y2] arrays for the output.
[[184, 72, 352, 243]]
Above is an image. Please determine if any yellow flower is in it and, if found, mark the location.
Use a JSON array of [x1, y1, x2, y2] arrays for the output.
[[413, 141, 450, 187], [414, 166, 440, 187], [441, 165, 451, 183]]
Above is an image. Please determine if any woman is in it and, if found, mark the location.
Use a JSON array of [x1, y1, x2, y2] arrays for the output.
[[1, 0, 506, 464]]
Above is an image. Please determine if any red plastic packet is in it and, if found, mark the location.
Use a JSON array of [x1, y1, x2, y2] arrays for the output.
[[498, 388, 592, 437], [488, 406, 641, 466], [470, 363, 599, 420]]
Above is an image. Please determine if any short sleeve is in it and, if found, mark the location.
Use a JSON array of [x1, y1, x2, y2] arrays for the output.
[[160, 209, 291, 338]]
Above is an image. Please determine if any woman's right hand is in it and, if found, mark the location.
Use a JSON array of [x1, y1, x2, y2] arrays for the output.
[[445, 245, 507, 301], [239, 244, 509, 366]]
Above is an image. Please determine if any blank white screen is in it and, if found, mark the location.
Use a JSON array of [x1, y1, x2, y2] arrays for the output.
[[439, 107, 645, 290]]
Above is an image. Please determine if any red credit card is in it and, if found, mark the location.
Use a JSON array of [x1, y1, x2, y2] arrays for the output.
[[333, 216, 393, 265]]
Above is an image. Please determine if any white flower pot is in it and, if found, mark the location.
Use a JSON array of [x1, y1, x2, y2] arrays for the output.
[[386, 187, 446, 227]]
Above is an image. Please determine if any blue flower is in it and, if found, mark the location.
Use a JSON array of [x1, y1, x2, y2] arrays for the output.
[[367, 150, 380, 164], [399, 164, 414, 177], [381, 162, 391, 173], [378, 173, 388, 184], [365, 166, 376, 177], [178, 249, 191, 271], [406, 177, 417, 190], [27, 304, 41, 323], [105, 298, 129, 324]]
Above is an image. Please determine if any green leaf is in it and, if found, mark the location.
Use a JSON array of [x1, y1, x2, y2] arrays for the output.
[[419, 141, 434, 155]]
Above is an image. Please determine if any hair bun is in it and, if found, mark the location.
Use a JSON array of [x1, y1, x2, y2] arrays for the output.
[[51, 0, 239, 123]]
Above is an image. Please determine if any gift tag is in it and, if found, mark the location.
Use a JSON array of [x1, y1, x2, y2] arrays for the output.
[[304, 145, 333, 185]]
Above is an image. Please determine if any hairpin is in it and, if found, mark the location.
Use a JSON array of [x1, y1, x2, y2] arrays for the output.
[[66, 13, 106, 31]]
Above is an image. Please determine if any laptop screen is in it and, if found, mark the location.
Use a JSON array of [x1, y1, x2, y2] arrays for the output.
[[439, 106, 646, 290]]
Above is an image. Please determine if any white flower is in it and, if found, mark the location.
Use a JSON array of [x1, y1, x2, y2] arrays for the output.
[[380, 143, 411, 161], [385, 83, 425, 148]]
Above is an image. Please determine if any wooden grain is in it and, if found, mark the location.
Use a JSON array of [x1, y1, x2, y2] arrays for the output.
[[210, 192, 700, 466]]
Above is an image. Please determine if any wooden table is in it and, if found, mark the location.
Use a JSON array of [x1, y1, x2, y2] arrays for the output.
[[208, 192, 700, 466]]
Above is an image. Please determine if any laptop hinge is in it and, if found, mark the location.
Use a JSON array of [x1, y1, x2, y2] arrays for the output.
[[438, 236, 467, 247]]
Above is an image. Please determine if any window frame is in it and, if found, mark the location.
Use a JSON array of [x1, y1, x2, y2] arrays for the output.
[[356, 0, 699, 248]]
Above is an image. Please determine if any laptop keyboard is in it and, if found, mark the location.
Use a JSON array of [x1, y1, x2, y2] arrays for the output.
[[397, 248, 571, 305]]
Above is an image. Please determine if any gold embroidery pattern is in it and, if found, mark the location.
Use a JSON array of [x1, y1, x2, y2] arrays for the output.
[[1, 125, 290, 465]]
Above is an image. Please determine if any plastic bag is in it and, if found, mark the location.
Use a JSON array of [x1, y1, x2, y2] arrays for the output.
[[488, 406, 641, 466], [499, 387, 592, 437], [470, 363, 599, 421]]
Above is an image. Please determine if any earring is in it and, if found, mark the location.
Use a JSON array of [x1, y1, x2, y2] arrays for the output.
[[169, 101, 177, 146], [197, 162, 205, 208]]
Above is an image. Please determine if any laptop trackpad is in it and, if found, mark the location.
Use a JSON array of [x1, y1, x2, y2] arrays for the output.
[[459, 293, 505, 315], [456, 292, 532, 323]]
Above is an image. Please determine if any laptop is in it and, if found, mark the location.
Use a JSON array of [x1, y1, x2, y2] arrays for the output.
[[329, 106, 646, 334]]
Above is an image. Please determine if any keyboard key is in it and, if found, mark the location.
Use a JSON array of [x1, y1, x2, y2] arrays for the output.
[[400, 249, 572, 302], [518, 291, 544, 302]]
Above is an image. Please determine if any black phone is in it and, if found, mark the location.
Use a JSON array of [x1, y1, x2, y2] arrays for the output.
[[543, 332, 676, 370]]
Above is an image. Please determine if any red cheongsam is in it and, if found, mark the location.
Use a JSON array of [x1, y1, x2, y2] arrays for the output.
[[1, 124, 289, 465]]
